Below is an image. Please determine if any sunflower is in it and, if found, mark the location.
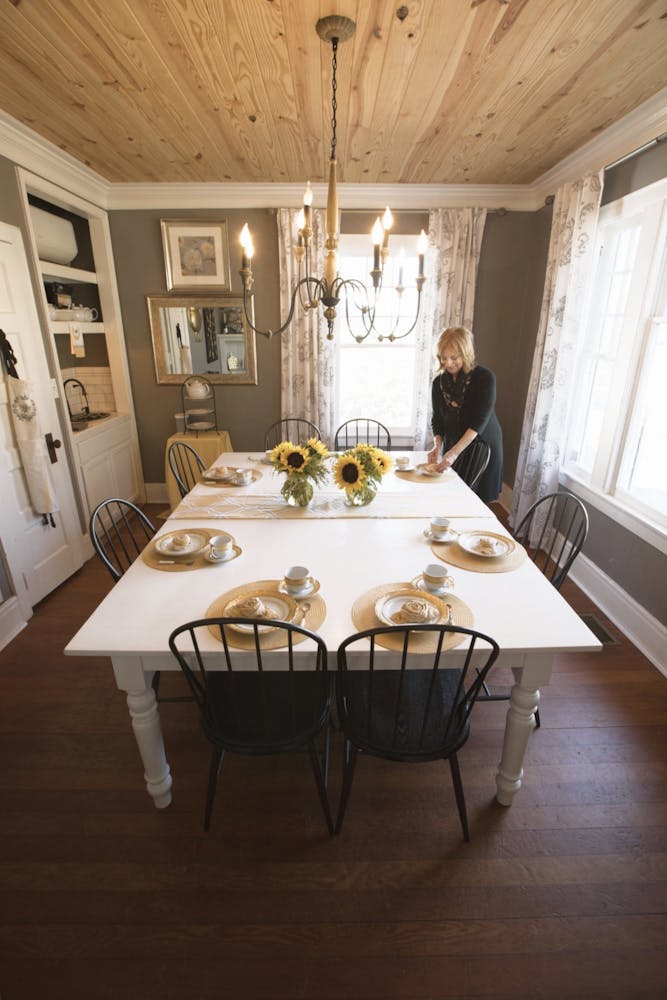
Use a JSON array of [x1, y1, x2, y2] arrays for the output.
[[283, 444, 309, 473], [307, 437, 329, 458], [333, 455, 367, 491], [270, 441, 293, 469], [372, 449, 393, 476]]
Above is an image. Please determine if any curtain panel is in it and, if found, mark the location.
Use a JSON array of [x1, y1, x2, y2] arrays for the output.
[[277, 207, 335, 446], [510, 171, 603, 540]]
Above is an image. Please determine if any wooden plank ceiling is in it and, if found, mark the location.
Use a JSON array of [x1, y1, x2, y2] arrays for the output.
[[0, 0, 665, 186]]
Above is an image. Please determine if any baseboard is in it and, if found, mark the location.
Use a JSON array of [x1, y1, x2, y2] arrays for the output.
[[145, 482, 169, 503], [0, 596, 28, 652], [496, 482, 666, 677], [570, 554, 667, 677]]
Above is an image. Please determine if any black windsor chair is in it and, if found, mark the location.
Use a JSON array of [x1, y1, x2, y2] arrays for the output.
[[89, 498, 191, 704], [478, 490, 589, 728], [335, 623, 500, 841], [168, 440, 206, 498], [264, 418, 321, 450], [334, 418, 392, 451], [168, 617, 334, 833]]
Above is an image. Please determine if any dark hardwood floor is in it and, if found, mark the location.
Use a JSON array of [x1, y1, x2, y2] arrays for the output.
[[0, 504, 666, 999]]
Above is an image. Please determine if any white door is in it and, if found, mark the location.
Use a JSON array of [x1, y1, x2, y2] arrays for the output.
[[0, 221, 84, 621]]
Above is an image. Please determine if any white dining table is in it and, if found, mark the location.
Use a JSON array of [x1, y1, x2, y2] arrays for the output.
[[66, 452, 600, 810]]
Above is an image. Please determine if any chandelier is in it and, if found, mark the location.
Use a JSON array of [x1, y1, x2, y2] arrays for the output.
[[238, 15, 427, 343]]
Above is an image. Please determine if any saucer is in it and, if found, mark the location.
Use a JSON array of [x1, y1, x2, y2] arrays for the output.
[[395, 464, 414, 473], [278, 578, 320, 599], [411, 574, 454, 596], [423, 527, 458, 543], [205, 544, 242, 564]]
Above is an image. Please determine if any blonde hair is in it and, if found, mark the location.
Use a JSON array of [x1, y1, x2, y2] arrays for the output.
[[435, 326, 476, 374]]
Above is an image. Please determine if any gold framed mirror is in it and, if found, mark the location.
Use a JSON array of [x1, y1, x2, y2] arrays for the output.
[[147, 295, 258, 385]]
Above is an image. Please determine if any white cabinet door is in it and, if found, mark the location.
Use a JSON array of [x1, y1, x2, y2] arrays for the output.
[[79, 418, 139, 515], [0, 222, 84, 621]]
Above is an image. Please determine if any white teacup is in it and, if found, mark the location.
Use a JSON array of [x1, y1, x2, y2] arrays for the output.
[[209, 532, 233, 559], [284, 565, 311, 594], [396, 455, 411, 469], [422, 563, 449, 593], [430, 516, 451, 539], [235, 469, 253, 485]]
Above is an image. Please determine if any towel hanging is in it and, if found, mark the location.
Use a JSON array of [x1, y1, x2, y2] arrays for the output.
[[0, 328, 59, 525]]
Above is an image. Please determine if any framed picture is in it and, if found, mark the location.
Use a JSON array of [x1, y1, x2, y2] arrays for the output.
[[160, 219, 232, 291]]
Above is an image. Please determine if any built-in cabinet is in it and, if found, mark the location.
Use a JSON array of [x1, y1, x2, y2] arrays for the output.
[[17, 170, 144, 527]]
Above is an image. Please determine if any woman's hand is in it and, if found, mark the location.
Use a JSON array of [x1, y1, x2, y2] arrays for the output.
[[427, 440, 441, 464], [436, 448, 459, 472]]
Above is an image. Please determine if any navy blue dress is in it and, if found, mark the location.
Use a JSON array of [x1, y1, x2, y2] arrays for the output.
[[431, 364, 503, 502]]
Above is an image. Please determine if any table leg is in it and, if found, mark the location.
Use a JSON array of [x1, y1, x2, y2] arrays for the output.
[[495, 681, 540, 806], [113, 656, 172, 809]]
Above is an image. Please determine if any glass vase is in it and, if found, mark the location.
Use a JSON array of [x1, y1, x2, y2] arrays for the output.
[[281, 475, 313, 507], [344, 482, 377, 506]]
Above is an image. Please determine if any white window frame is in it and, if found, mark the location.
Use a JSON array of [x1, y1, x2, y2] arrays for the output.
[[333, 232, 423, 443], [562, 176, 667, 555]]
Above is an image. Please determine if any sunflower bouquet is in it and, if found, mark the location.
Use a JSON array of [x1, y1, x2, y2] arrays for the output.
[[268, 438, 330, 506], [333, 444, 393, 506]]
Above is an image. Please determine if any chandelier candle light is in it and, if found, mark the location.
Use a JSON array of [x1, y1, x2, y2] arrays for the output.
[[239, 15, 427, 343]]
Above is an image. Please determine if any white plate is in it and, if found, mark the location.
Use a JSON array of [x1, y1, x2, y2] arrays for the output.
[[395, 464, 415, 473], [278, 578, 320, 599], [223, 593, 297, 633], [423, 527, 458, 543], [187, 408, 214, 416], [374, 588, 445, 626], [205, 544, 241, 564], [416, 463, 444, 477], [203, 465, 236, 482], [188, 421, 214, 430], [457, 531, 515, 558], [411, 574, 454, 596], [154, 530, 209, 558]]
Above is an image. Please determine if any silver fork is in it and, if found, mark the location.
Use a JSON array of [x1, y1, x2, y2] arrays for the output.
[[445, 603, 454, 625]]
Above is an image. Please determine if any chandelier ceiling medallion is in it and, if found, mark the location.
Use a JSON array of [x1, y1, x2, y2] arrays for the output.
[[239, 15, 427, 343]]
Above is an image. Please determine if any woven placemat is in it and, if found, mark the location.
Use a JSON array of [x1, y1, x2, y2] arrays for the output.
[[205, 579, 326, 649], [351, 582, 473, 652], [142, 529, 241, 573], [201, 466, 263, 488], [395, 468, 454, 485], [431, 535, 527, 573]]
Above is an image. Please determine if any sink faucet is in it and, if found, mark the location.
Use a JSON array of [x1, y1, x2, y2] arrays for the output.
[[63, 378, 90, 418]]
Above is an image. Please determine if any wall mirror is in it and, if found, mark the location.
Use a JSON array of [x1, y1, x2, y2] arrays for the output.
[[147, 295, 258, 385]]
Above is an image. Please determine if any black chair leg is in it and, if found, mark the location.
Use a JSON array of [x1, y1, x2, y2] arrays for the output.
[[534, 707, 541, 729], [204, 746, 224, 831], [308, 733, 334, 835], [334, 740, 358, 835], [448, 753, 470, 842]]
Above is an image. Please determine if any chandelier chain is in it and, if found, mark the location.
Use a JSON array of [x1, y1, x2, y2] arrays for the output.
[[330, 37, 338, 162]]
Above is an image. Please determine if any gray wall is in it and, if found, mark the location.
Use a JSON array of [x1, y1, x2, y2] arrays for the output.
[[108, 208, 282, 482], [474, 206, 553, 484]]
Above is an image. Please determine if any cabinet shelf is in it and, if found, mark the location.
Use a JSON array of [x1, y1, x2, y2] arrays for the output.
[[51, 321, 105, 334], [39, 260, 98, 284]]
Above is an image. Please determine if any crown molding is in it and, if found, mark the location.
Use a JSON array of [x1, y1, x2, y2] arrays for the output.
[[530, 86, 667, 202], [103, 181, 539, 211], [1, 88, 665, 215], [0, 109, 111, 208]]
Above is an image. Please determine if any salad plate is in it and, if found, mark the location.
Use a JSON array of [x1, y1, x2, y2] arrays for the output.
[[457, 530, 515, 558], [223, 592, 297, 633], [374, 587, 445, 626], [154, 530, 209, 558]]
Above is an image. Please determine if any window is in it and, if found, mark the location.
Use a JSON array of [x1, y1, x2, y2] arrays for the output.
[[564, 177, 667, 537], [334, 233, 423, 441]]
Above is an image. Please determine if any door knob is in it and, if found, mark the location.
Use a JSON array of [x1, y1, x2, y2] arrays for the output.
[[45, 432, 62, 463]]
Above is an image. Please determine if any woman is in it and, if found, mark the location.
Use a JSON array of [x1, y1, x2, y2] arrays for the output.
[[427, 326, 503, 502]]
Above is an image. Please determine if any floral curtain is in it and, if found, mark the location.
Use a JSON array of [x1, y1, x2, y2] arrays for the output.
[[413, 207, 487, 448], [277, 207, 336, 445], [510, 171, 603, 538]]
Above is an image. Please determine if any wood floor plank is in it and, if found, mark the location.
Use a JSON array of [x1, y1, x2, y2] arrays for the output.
[[0, 503, 666, 999]]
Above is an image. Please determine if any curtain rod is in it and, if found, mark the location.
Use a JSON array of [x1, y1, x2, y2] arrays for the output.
[[606, 132, 666, 172]]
